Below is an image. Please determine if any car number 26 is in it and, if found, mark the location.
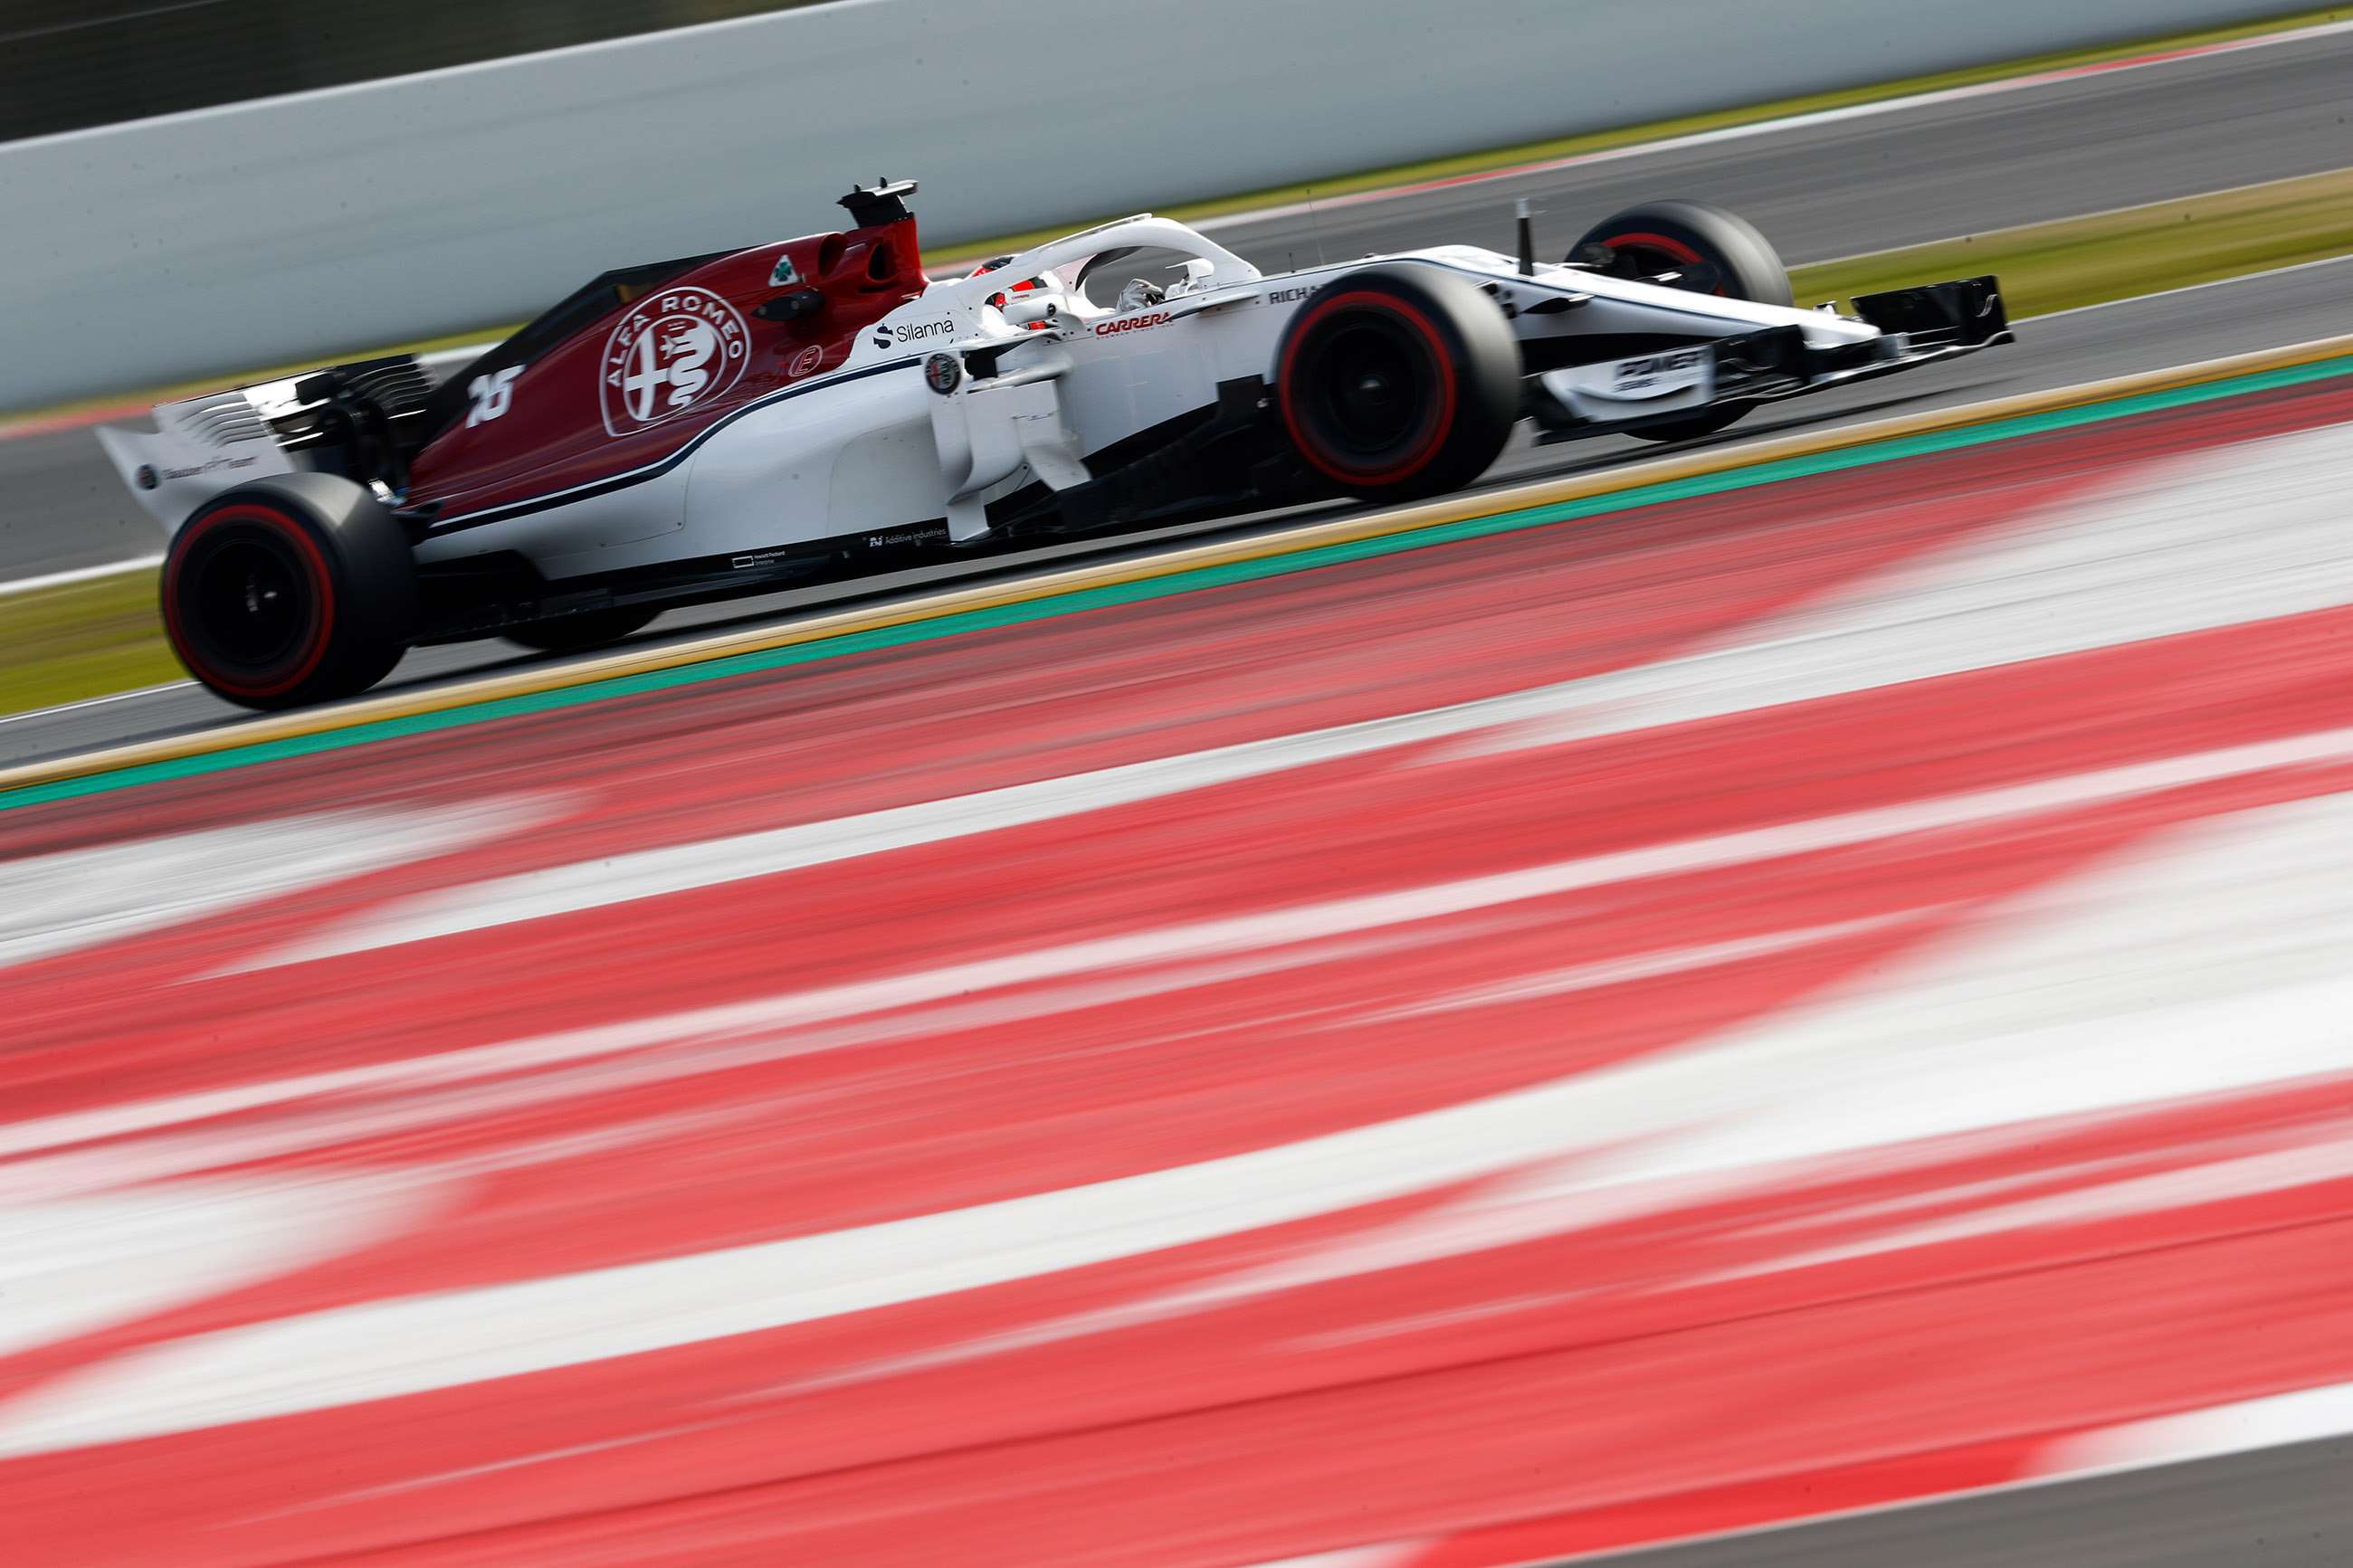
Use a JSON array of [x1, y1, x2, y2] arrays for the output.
[[466, 366, 522, 427]]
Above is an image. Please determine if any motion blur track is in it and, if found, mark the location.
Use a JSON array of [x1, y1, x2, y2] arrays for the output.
[[9, 321, 2353, 1565]]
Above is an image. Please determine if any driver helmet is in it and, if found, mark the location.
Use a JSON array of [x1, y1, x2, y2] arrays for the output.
[[970, 255, 1054, 328]]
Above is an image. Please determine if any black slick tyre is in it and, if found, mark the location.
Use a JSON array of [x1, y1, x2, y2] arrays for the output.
[[1569, 200, 1791, 444], [161, 473, 416, 710], [1273, 265, 1519, 502], [502, 607, 658, 654], [1569, 199, 1792, 307]]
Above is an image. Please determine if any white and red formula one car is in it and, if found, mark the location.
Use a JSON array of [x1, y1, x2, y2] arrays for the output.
[[100, 179, 2009, 708]]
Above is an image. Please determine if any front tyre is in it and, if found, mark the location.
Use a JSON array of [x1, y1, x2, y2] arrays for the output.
[[1569, 200, 1791, 445], [161, 474, 416, 710], [1568, 199, 1793, 306], [1274, 265, 1519, 503]]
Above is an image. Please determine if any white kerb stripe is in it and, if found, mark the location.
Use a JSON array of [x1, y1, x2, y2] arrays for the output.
[[5, 784, 2353, 1455], [9, 720, 2352, 1160], [2036, 1383, 2353, 1477]]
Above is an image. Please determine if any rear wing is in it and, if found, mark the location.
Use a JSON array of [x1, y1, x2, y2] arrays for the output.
[[96, 388, 300, 535], [96, 354, 437, 535]]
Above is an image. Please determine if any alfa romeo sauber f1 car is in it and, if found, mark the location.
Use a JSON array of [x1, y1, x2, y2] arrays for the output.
[[100, 179, 2009, 708]]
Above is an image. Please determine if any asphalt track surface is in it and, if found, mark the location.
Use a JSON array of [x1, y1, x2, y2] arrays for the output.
[[1596, 1436, 2353, 1568], [0, 26, 2348, 561]]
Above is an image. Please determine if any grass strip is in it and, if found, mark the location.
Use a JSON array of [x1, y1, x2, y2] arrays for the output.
[[1791, 166, 2353, 316], [0, 571, 174, 718]]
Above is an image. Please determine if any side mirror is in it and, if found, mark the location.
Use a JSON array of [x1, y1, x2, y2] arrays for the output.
[[755, 289, 826, 323], [1000, 293, 1059, 330]]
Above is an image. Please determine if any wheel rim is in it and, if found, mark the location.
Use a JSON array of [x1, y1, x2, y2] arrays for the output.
[[1311, 319, 1426, 455], [190, 535, 309, 667], [166, 506, 334, 698], [1281, 293, 1456, 486]]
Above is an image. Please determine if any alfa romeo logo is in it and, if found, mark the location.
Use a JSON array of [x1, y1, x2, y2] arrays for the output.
[[925, 352, 962, 395], [599, 286, 750, 435]]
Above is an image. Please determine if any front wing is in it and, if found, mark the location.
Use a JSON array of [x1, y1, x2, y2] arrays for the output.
[[1533, 274, 2011, 437]]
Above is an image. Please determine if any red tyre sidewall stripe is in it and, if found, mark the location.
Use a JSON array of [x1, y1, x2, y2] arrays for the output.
[[1280, 290, 1462, 487], [163, 504, 338, 699], [1594, 229, 1728, 295]]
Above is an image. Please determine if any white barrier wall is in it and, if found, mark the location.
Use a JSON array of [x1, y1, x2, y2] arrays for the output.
[[0, 0, 2300, 409]]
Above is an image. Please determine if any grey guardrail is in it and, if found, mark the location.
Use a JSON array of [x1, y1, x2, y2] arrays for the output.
[[0, 0, 2300, 411]]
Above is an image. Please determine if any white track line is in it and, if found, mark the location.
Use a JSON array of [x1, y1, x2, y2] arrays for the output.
[[0, 680, 195, 726], [1193, 18, 2353, 232], [2034, 249, 2353, 321], [0, 554, 163, 599]]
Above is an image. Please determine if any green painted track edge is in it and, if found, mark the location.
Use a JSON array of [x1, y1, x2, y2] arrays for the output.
[[9, 351, 2351, 813]]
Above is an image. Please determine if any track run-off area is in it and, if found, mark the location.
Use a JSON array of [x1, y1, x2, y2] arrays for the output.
[[6, 332, 2353, 1564]]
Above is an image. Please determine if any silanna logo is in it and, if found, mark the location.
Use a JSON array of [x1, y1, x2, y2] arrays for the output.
[[599, 286, 751, 436]]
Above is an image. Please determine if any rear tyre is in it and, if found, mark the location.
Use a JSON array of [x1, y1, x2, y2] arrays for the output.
[[502, 607, 658, 654], [1569, 200, 1791, 443], [1273, 265, 1519, 502], [161, 474, 416, 710]]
